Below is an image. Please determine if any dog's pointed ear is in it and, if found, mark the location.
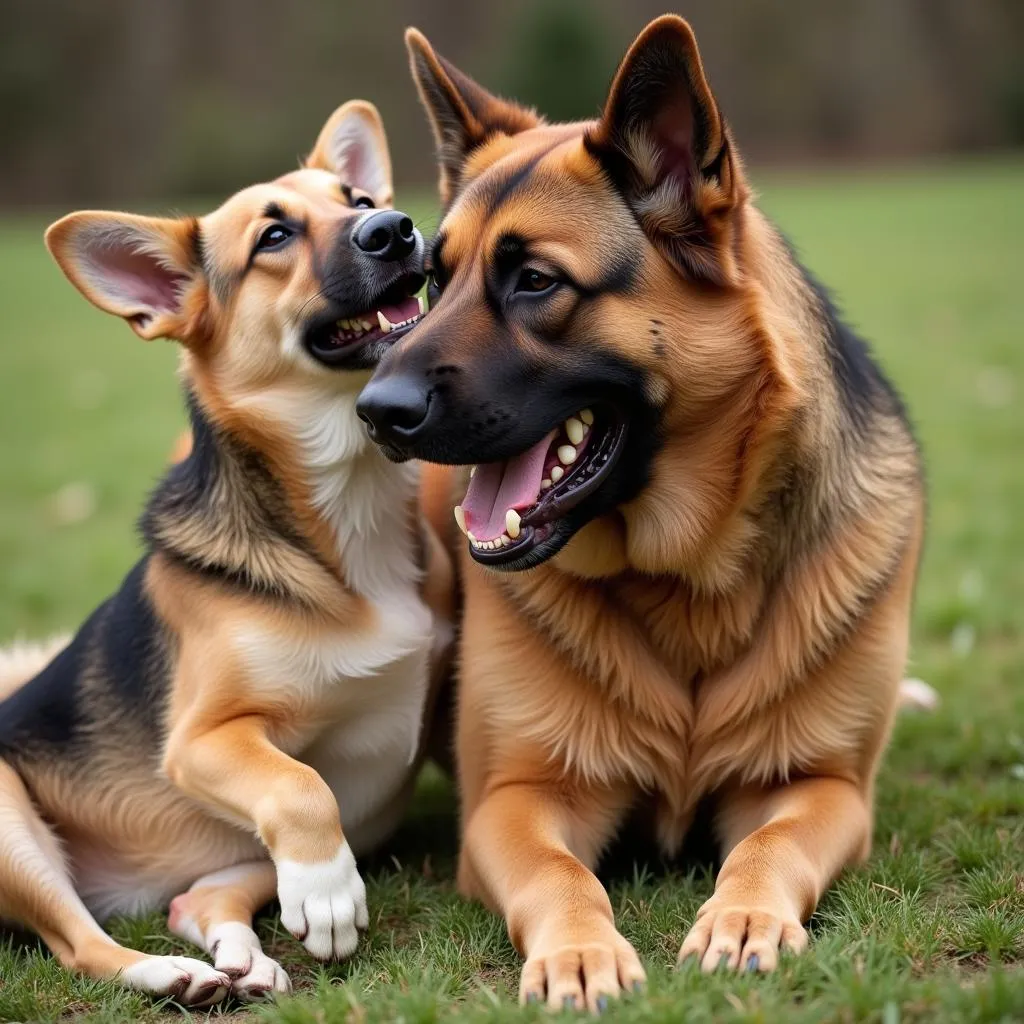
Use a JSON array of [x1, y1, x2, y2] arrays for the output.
[[306, 100, 394, 208], [586, 16, 745, 285], [45, 211, 206, 342], [405, 27, 541, 205]]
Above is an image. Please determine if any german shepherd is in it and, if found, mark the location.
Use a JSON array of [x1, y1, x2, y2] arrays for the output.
[[0, 101, 452, 1005], [356, 17, 925, 1012]]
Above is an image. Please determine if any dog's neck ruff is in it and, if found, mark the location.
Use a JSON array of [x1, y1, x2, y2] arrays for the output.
[[142, 388, 420, 605], [274, 384, 422, 599]]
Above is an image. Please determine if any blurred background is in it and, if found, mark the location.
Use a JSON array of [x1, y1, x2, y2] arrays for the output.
[[0, 1, 1021, 697], [2, 0, 1023, 206], [2, 6, 1023, 1015]]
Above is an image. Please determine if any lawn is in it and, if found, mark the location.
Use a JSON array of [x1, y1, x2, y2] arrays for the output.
[[1, 160, 1023, 1022]]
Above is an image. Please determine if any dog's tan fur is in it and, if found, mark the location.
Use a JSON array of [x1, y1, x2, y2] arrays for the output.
[[384, 19, 925, 1011], [0, 101, 451, 1005]]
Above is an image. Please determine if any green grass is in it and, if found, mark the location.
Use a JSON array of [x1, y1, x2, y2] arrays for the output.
[[1, 160, 1023, 1021]]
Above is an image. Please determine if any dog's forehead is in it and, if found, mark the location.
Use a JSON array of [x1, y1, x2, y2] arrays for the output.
[[204, 172, 341, 230], [199, 171, 345, 271], [441, 130, 638, 278]]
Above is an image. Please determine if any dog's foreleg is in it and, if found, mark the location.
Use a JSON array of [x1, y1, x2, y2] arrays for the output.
[[0, 759, 229, 1005], [458, 778, 644, 1013], [678, 775, 870, 972], [164, 716, 368, 961], [168, 859, 290, 1001]]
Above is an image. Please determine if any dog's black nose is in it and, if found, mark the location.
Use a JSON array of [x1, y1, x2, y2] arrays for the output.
[[353, 210, 417, 261], [357, 375, 431, 445]]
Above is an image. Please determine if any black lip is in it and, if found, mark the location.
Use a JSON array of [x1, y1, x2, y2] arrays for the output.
[[466, 413, 628, 570], [303, 270, 425, 369]]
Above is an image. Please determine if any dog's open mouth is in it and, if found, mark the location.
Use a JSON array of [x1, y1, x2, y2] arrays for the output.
[[453, 407, 627, 566], [305, 283, 426, 367]]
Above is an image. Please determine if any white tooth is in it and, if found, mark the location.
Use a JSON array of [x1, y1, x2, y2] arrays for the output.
[[377, 310, 393, 333], [580, 408, 594, 426], [565, 417, 584, 445], [550, 466, 564, 483], [557, 445, 577, 466], [500, 534, 511, 546], [467, 531, 477, 543], [469, 466, 477, 478], [453, 505, 467, 536], [360, 318, 373, 330], [505, 509, 521, 539], [540, 479, 552, 490], [418, 295, 426, 315], [337, 318, 350, 330]]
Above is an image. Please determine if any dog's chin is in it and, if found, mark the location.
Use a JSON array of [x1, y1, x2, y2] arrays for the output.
[[452, 407, 629, 571]]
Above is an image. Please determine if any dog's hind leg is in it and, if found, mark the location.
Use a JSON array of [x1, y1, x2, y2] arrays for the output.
[[0, 758, 230, 1006], [168, 859, 291, 1001]]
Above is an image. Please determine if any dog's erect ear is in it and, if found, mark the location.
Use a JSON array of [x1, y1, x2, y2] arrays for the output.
[[45, 212, 206, 342], [306, 100, 394, 208], [405, 27, 541, 206], [586, 16, 745, 285]]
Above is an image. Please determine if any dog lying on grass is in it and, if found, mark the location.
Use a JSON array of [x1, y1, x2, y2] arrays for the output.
[[356, 16, 932, 1011], [0, 100, 452, 1005]]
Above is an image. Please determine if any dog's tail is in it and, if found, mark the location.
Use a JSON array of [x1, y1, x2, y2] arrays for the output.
[[0, 636, 70, 701], [898, 677, 939, 712]]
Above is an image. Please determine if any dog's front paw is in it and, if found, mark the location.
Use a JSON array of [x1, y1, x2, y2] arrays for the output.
[[519, 917, 646, 1013], [678, 895, 807, 973], [276, 842, 369, 960], [206, 922, 292, 1001], [121, 955, 231, 1007]]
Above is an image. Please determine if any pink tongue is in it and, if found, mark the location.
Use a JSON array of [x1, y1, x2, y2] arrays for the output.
[[462, 430, 556, 541], [378, 296, 420, 325]]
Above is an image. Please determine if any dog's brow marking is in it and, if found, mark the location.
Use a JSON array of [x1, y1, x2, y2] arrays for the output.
[[475, 139, 568, 218], [263, 201, 286, 222]]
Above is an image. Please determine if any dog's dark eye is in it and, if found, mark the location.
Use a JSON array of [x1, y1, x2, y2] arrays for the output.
[[353, 196, 375, 210], [255, 224, 293, 251], [516, 268, 556, 294]]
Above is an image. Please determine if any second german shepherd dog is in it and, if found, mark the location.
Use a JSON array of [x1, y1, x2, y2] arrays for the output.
[[357, 16, 925, 1012], [0, 102, 452, 1005]]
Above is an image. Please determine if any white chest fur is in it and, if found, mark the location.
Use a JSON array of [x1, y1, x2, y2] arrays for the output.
[[233, 382, 437, 851]]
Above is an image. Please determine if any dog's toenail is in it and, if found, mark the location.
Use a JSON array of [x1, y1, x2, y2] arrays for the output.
[[563, 994, 577, 1010], [746, 953, 760, 972], [526, 992, 540, 1004], [718, 952, 731, 970], [632, 979, 645, 993], [596, 994, 610, 1013]]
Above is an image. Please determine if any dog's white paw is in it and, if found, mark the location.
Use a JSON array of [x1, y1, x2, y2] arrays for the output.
[[208, 922, 291, 1001], [121, 955, 230, 1006], [277, 841, 369, 960]]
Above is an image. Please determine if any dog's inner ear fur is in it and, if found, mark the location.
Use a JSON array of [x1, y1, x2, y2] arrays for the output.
[[586, 15, 744, 285], [45, 212, 204, 343], [307, 100, 394, 208], [405, 27, 541, 206]]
